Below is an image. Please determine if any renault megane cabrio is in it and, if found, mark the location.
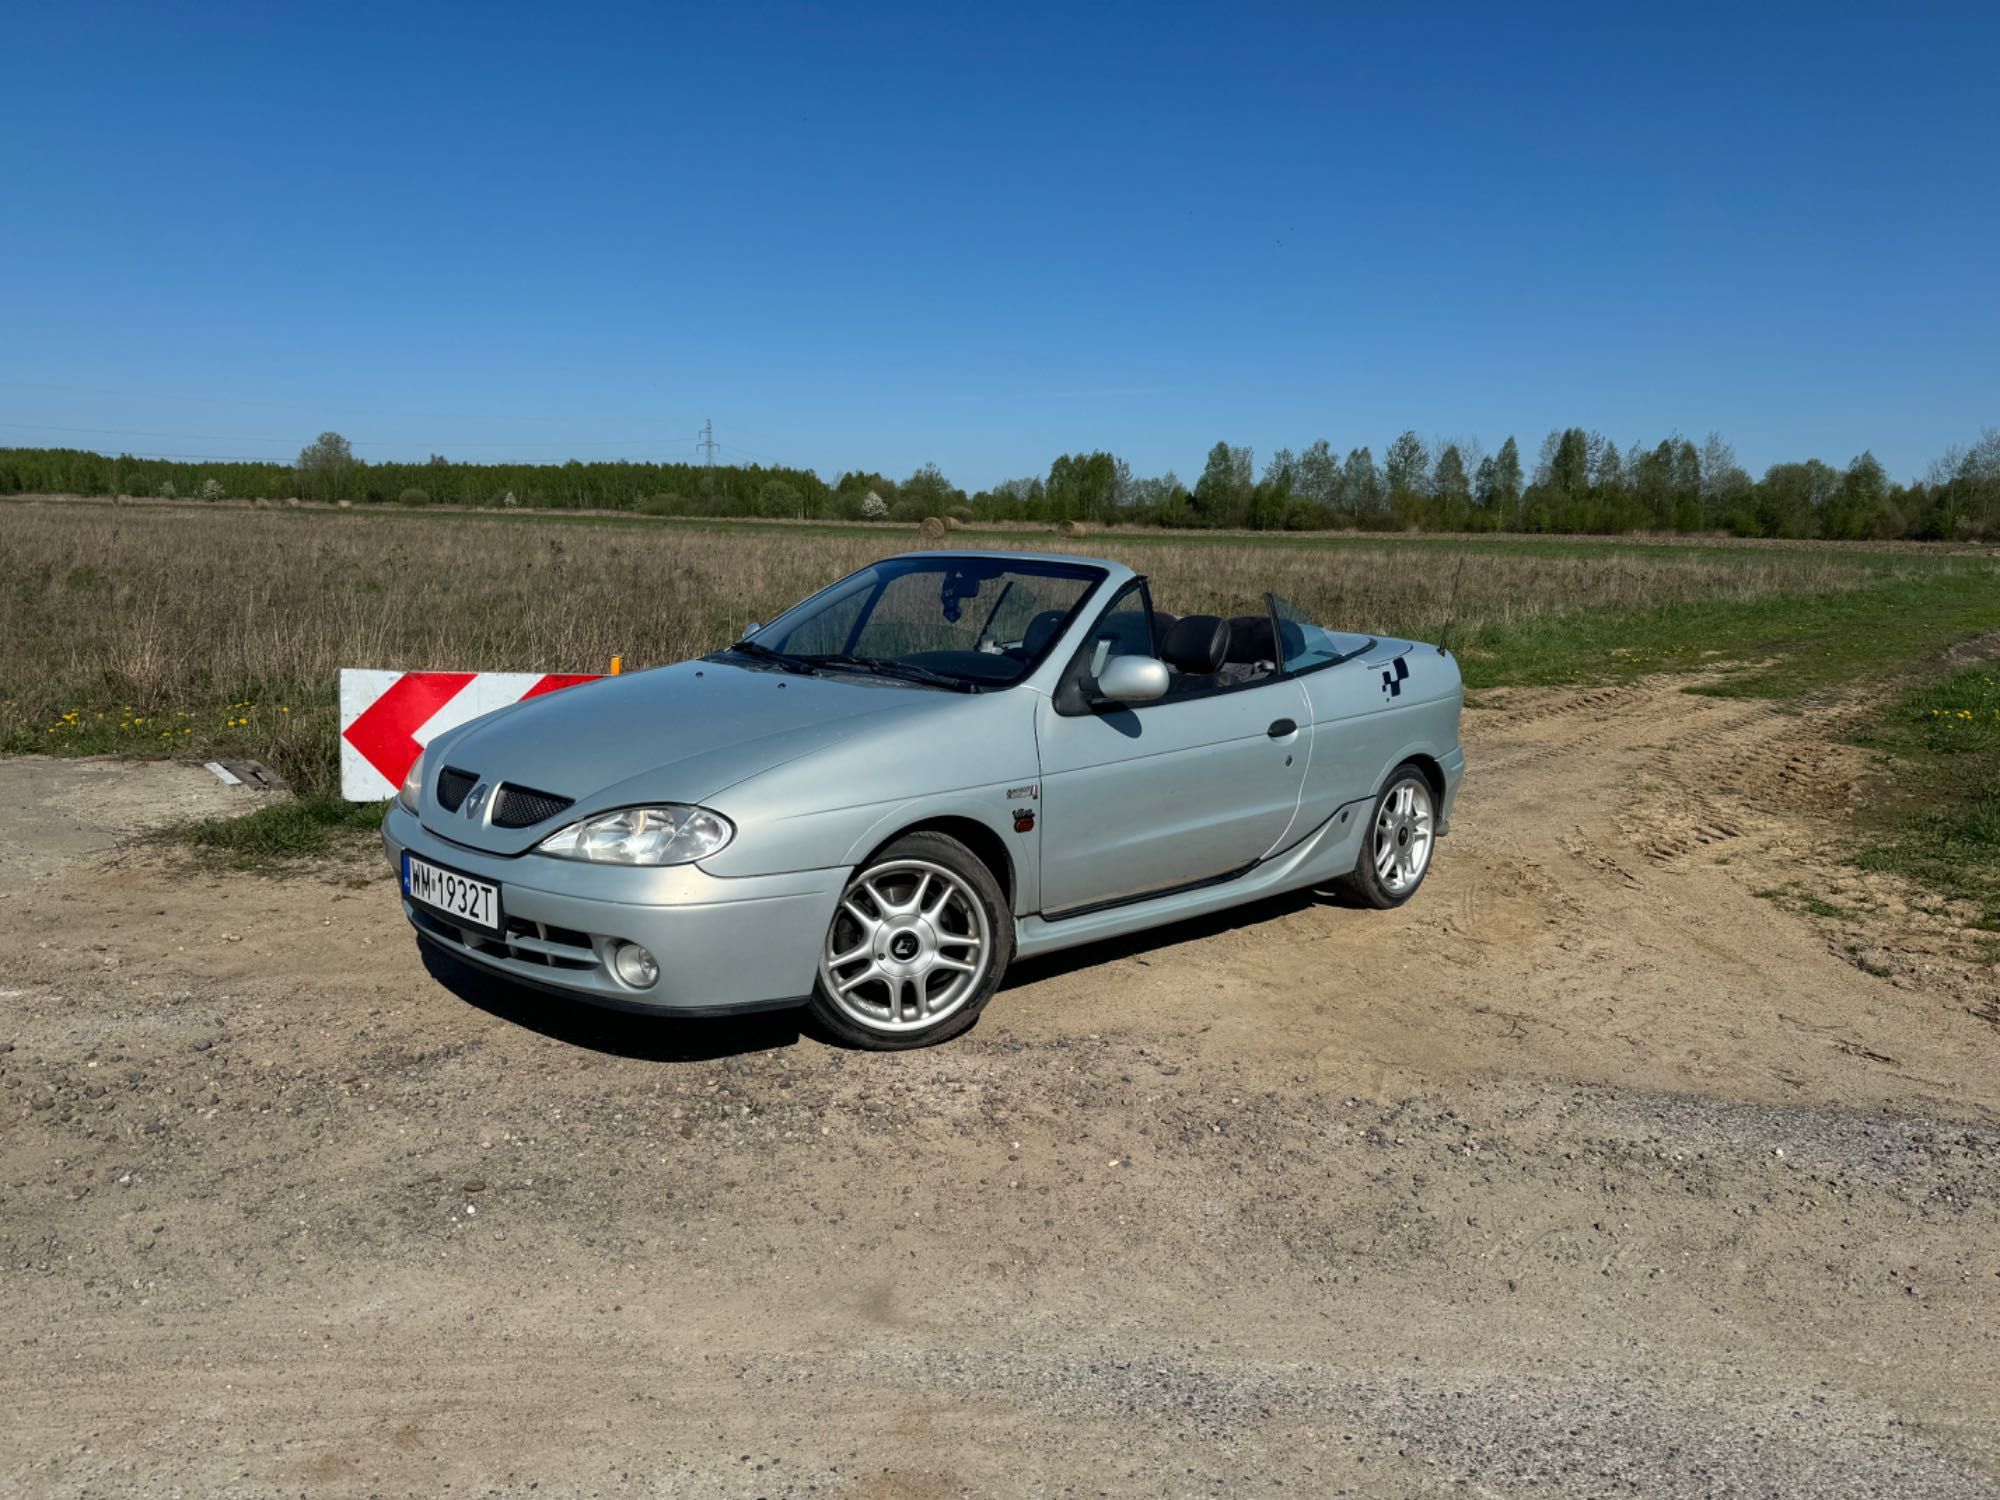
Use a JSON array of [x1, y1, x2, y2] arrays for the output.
[[383, 550, 1464, 1048]]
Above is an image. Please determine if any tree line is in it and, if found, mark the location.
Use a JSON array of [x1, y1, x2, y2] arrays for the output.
[[2, 424, 1995, 540], [974, 428, 2000, 541]]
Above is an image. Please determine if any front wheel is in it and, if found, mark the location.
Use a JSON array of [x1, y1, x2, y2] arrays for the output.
[[808, 831, 1014, 1049], [1334, 764, 1438, 909]]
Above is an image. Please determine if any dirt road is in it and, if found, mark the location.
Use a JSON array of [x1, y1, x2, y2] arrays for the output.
[[2, 678, 1996, 1497]]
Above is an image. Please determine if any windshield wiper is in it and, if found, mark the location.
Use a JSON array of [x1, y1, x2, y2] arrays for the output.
[[724, 639, 820, 676], [802, 653, 983, 693]]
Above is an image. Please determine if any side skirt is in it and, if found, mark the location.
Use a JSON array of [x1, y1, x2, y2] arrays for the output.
[[1013, 796, 1375, 963], [1040, 860, 1261, 924]]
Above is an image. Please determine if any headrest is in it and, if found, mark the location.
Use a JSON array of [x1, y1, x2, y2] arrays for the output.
[[1225, 614, 1306, 665], [1021, 609, 1066, 658], [1161, 614, 1230, 674], [1150, 611, 1179, 653]]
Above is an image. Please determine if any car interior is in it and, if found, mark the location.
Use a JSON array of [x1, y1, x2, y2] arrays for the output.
[[1156, 612, 1304, 694], [1028, 597, 1309, 704]]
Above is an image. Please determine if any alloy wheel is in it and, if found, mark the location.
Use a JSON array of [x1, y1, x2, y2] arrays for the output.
[[1373, 777, 1435, 896], [819, 858, 994, 1035]]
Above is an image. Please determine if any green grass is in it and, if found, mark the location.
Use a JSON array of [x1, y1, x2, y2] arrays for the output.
[[1456, 564, 2000, 698], [183, 795, 388, 871], [1850, 664, 2000, 929], [3, 695, 336, 800], [1754, 883, 1859, 921]]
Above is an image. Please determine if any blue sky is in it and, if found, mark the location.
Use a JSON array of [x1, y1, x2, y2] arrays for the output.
[[3, 2, 1994, 487]]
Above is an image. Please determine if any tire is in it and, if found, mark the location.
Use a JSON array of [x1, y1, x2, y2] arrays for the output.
[[808, 830, 1014, 1049], [1334, 763, 1439, 910]]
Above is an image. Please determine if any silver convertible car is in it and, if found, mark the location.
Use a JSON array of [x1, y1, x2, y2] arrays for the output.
[[382, 551, 1464, 1048]]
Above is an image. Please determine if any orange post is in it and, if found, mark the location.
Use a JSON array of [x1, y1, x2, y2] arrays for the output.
[[610, 655, 623, 676]]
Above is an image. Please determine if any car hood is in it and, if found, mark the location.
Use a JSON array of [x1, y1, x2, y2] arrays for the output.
[[418, 659, 954, 856]]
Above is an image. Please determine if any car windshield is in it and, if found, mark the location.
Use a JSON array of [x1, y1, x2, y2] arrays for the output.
[[737, 556, 1106, 688]]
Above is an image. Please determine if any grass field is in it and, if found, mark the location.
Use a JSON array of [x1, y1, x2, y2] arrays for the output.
[[3, 498, 1996, 909], [1853, 663, 2000, 927]]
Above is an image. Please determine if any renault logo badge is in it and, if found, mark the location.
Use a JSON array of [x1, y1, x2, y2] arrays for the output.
[[463, 782, 491, 818]]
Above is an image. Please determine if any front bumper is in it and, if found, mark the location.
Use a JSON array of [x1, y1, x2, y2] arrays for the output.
[[381, 803, 845, 1014]]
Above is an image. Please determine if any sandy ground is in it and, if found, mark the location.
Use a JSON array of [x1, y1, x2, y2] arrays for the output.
[[1, 677, 1996, 1498], [0, 756, 267, 891]]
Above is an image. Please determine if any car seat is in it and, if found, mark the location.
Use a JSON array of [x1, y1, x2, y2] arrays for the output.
[[1159, 614, 1231, 694], [1222, 615, 1273, 684], [1018, 609, 1067, 661]]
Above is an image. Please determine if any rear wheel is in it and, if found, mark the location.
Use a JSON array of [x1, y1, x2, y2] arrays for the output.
[[1335, 764, 1437, 909], [808, 831, 1013, 1049]]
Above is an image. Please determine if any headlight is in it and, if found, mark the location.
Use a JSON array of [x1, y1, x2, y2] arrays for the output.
[[535, 805, 734, 866], [398, 750, 426, 813]]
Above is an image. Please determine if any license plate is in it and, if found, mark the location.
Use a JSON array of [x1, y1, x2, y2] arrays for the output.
[[403, 853, 501, 934]]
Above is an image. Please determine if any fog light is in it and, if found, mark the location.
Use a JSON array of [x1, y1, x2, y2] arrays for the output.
[[612, 942, 659, 989]]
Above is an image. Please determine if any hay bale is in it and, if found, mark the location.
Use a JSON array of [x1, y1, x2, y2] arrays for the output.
[[1055, 519, 1090, 539], [336, 499, 352, 510], [285, 497, 303, 508], [918, 515, 948, 542], [943, 515, 966, 531], [252, 497, 271, 509]]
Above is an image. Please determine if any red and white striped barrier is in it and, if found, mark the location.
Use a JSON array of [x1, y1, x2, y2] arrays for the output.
[[339, 669, 603, 801]]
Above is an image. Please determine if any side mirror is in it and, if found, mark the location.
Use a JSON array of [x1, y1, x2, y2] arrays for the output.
[[742, 620, 765, 639], [1096, 655, 1169, 705]]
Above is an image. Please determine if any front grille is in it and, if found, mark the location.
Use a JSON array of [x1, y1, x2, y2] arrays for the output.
[[436, 766, 477, 811], [491, 784, 574, 829], [503, 917, 597, 969], [408, 902, 603, 980]]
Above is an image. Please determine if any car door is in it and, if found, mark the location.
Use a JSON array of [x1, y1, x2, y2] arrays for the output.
[[1034, 580, 1310, 914]]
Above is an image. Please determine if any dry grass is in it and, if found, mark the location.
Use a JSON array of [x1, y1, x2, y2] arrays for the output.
[[1, 501, 1897, 793]]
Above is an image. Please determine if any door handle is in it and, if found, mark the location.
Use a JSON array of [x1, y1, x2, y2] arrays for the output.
[[1267, 718, 1297, 738]]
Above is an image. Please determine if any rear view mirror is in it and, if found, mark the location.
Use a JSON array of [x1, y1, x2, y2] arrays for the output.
[[1096, 655, 1169, 705]]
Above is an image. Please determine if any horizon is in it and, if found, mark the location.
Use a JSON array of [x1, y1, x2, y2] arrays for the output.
[[5, 2, 1995, 489]]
